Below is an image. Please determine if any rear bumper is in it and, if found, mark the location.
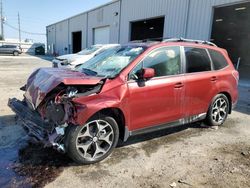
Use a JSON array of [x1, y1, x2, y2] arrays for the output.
[[8, 98, 51, 144]]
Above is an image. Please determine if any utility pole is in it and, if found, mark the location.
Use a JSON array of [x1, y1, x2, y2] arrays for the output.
[[18, 12, 21, 44], [0, 0, 4, 40]]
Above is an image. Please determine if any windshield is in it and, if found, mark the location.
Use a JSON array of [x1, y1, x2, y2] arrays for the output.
[[77, 46, 101, 55], [77, 46, 146, 78]]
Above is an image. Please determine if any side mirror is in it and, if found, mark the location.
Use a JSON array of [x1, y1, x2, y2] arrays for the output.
[[142, 68, 155, 80]]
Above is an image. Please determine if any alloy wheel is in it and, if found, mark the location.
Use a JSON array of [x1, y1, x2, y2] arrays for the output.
[[76, 120, 114, 161], [211, 97, 228, 124]]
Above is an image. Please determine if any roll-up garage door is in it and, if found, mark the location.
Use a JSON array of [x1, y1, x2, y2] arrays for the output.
[[93, 26, 110, 44]]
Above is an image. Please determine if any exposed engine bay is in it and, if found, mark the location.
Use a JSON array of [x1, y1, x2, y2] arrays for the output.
[[9, 81, 104, 153]]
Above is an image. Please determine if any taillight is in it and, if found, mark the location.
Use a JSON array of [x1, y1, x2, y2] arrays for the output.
[[232, 70, 239, 85]]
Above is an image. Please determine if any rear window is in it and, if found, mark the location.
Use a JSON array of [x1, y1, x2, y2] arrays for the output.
[[185, 47, 211, 73], [208, 49, 228, 70]]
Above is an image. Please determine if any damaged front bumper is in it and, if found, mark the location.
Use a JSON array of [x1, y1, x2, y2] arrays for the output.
[[8, 98, 66, 152]]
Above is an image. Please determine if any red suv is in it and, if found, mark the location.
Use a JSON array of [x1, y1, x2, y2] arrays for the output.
[[9, 38, 239, 164]]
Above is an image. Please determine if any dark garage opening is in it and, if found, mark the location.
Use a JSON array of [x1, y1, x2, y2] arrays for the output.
[[211, 2, 250, 80], [130, 17, 165, 41], [72, 31, 82, 53]]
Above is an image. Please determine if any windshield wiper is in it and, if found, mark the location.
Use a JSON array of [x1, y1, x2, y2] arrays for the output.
[[81, 68, 98, 76]]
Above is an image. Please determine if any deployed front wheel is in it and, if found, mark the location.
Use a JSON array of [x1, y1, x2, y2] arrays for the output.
[[65, 115, 119, 164], [206, 94, 230, 126]]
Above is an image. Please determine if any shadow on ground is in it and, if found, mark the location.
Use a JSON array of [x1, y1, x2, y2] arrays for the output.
[[0, 114, 207, 187], [120, 122, 204, 147], [0, 115, 71, 188]]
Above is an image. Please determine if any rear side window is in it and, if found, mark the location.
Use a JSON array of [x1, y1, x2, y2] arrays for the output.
[[185, 47, 211, 73], [208, 49, 228, 70]]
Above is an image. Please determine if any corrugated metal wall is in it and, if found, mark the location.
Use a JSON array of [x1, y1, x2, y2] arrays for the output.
[[47, 0, 246, 55], [119, 0, 189, 43], [69, 13, 87, 50], [87, 1, 120, 46], [47, 25, 56, 54], [186, 0, 245, 40], [55, 20, 69, 55]]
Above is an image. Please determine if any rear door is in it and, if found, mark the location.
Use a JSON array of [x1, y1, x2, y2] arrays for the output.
[[127, 46, 185, 131], [183, 46, 218, 117]]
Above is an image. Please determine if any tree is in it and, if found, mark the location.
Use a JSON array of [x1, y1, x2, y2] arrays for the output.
[[0, 35, 3, 40]]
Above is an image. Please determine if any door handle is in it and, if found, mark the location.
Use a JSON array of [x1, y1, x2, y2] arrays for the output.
[[174, 82, 184, 89], [210, 76, 218, 82]]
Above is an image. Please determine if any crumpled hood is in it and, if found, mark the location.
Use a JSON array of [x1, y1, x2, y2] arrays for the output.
[[24, 68, 103, 109]]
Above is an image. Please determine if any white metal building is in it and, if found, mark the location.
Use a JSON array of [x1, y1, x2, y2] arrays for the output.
[[47, 0, 250, 78]]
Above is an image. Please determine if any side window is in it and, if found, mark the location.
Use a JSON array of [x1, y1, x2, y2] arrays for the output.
[[208, 49, 228, 70], [144, 46, 181, 77], [129, 61, 143, 80], [185, 47, 211, 73]]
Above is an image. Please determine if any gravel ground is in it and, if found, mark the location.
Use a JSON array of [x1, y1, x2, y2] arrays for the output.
[[0, 55, 250, 188]]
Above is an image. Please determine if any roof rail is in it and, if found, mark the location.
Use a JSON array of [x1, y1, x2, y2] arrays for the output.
[[162, 37, 217, 47]]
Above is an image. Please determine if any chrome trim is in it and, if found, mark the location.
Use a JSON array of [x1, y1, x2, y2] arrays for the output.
[[125, 113, 207, 139], [162, 38, 217, 47]]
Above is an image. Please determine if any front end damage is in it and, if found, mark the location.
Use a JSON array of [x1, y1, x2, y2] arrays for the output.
[[8, 69, 105, 152]]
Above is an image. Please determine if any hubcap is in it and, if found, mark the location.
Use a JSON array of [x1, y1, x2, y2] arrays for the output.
[[76, 120, 114, 160], [212, 97, 228, 124]]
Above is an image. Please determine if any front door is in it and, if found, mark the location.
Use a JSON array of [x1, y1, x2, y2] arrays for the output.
[[128, 46, 185, 131]]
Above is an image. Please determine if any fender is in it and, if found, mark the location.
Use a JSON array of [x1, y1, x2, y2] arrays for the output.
[[72, 87, 129, 128]]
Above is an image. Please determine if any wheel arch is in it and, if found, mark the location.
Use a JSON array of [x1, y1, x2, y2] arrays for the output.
[[13, 50, 19, 55], [88, 107, 126, 142], [219, 91, 232, 114]]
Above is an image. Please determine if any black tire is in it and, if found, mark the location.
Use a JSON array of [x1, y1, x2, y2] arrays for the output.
[[13, 51, 19, 56], [206, 94, 230, 126], [65, 114, 119, 164]]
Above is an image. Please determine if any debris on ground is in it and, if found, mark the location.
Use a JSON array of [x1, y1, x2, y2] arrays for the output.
[[210, 126, 219, 130], [241, 150, 250, 156], [169, 182, 177, 187], [178, 179, 192, 186]]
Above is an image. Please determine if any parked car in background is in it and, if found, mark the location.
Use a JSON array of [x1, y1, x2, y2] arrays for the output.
[[0, 45, 22, 56], [52, 44, 120, 69], [9, 38, 238, 165]]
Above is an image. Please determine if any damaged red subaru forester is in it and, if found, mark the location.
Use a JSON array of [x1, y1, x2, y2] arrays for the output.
[[8, 38, 239, 164]]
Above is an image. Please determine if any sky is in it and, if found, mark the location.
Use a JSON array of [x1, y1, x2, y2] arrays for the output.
[[3, 0, 110, 43]]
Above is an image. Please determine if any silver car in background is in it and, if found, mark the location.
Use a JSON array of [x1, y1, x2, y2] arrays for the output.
[[0, 45, 22, 56], [52, 44, 119, 70]]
